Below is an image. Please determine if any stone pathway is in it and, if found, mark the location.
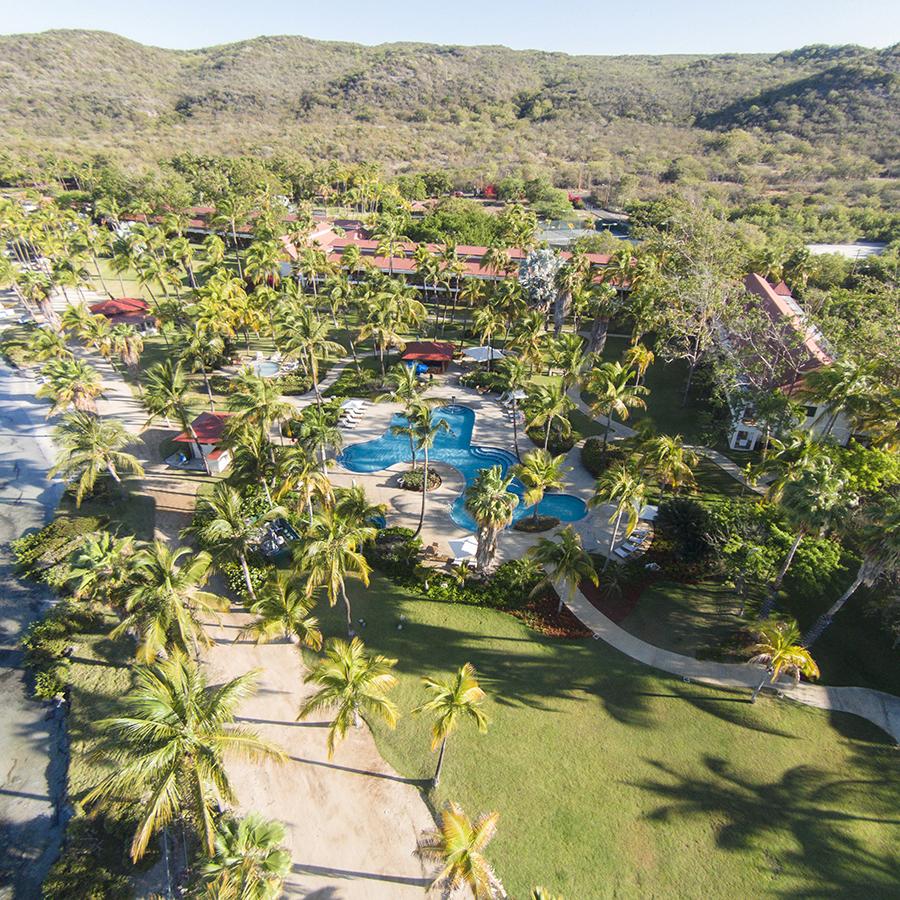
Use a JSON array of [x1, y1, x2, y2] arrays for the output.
[[557, 581, 900, 743]]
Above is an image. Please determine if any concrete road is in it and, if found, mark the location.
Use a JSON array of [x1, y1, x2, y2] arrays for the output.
[[0, 362, 66, 898]]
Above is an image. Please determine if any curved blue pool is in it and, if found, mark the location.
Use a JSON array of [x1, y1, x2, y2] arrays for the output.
[[339, 405, 587, 532]]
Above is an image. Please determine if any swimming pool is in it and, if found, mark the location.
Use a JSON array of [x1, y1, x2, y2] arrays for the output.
[[339, 404, 587, 532], [254, 361, 280, 378]]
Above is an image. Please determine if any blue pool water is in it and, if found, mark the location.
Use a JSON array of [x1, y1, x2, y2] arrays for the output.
[[339, 405, 587, 532]]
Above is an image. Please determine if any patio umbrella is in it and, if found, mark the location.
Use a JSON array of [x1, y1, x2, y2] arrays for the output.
[[462, 346, 506, 363], [448, 536, 479, 560]]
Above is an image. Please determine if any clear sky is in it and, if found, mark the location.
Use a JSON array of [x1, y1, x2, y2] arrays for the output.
[[2, 0, 898, 54]]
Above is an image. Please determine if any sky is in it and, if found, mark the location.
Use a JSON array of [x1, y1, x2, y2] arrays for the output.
[[1, 0, 898, 54]]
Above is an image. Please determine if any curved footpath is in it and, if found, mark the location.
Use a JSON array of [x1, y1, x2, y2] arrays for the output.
[[0, 361, 67, 897], [556, 582, 900, 743]]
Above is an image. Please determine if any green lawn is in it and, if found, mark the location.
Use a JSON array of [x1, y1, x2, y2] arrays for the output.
[[310, 577, 898, 898]]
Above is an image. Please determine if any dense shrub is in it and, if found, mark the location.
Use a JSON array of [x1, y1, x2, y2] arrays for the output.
[[460, 369, 507, 392], [426, 559, 543, 609], [220, 560, 272, 602], [325, 365, 378, 399], [655, 498, 716, 568], [397, 469, 441, 491], [580, 438, 624, 477], [365, 526, 423, 579], [276, 372, 313, 395], [12, 516, 101, 581], [527, 421, 576, 455]]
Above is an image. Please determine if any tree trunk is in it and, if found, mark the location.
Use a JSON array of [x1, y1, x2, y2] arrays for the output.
[[760, 529, 804, 618], [512, 399, 521, 461], [588, 315, 609, 355], [232, 225, 244, 280], [544, 419, 551, 451], [340, 583, 354, 636], [105, 464, 122, 483], [803, 566, 866, 647], [750, 669, 771, 703], [414, 449, 428, 538], [433, 736, 448, 787], [604, 510, 622, 572], [239, 552, 257, 601]]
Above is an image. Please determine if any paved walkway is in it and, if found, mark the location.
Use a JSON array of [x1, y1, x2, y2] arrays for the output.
[[557, 581, 900, 743]]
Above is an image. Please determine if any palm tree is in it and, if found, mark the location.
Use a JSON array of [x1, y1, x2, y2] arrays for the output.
[[414, 662, 489, 788], [465, 466, 519, 573], [513, 448, 568, 523], [67, 530, 135, 608], [747, 619, 820, 702], [410, 405, 451, 538], [184, 481, 285, 600], [472, 306, 504, 371], [759, 455, 853, 617], [641, 434, 698, 494], [200, 814, 292, 900], [213, 195, 252, 280], [272, 446, 334, 521], [177, 322, 224, 409], [550, 332, 588, 388], [416, 802, 504, 900], [4, 323, 71, 363], [623, 342, 654, 386], [528, 525, 599, 613], [499, 355, 530, 461], [524, 381, 575, 451], [49, 412, 144, 506], [84, 653, 285, 861], [372, 212, 411, 276], [239, 570, 322, 650], [294, 507, 375, 634], [803, 494, 900, 646], [37, 357, 103, 414], [802, 358, 876, 437], [112, 542, 227, 662], [584, 361, 648, 458], [295, 403, 343, 471], [334, 483, 387, 529], [298, 637, 399, 757], [591, 464, 649, 571]]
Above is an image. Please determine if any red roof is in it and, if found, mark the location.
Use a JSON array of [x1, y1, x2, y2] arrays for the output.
[[771, 280, 792, 296], [401, 341, 454, 363], [90, 297, 149, 317], [173, 412, 233, 444]]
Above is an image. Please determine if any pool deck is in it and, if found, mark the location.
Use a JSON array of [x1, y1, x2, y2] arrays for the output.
[[330, 380, 615, 564]]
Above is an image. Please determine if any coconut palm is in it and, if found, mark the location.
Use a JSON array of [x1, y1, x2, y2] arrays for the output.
[[528, 525, 599, 613], [465, 465, 519, 573], [36, 357, 103, 414], [591, 464, 649, 571], [184, 481, 286, 600], [416, 802, 504, 900], [409, 405, 451, 538], [524, 381, 575, 452], [747, 619, 820, 702], [67, 530, 135, 608], [641, 434, 698, 494], [334, 483, 387, 529], [84, 653, 285, 861], [239, 570, 322, 650], [4, 323, 71, 363], [803, 493, 900, 646], [295, 404, 344, 471], [414, 662, 489, 788], [229, 370, 294, 448], [112, 542, 227, 663], [499, 355, 530, 461], [550, 332, 588, 387], [294, 507, 375, 634], [109, 323, 143, 371], [297, 637, 399, 758], [199, 813, 292, 900], [213, 195, 252, 279], [584, 361, 648, 457], [272, 446, 334, 521], [472, 306, 504, 371], [803, 357, 876, 437], [177, 322, 224, 409], [623, 342, 654, 386], [49, 412, 144, 506], [513, 449, 568, 523]]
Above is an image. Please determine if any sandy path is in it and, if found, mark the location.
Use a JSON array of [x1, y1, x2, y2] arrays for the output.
[[204, 611, 435, 898]]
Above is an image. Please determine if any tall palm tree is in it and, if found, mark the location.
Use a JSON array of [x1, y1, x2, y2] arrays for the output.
[[802, 357, 876, 437], [759, 455, 853, 617], [213, 195, 252, 280], [591, 464, 649, 571], [623, 342, 654, 386], [295, 403, 343, 471], [297, 637, 399, 758], [4, 323, 71, 363], [49, 412, 144, 506], [239, 570, 322, 650], [177, 322, 224, 410], [550, 332, 588, 388], [184, 482, 285, 600], [524, 381, 575, 451], [229, 370, 294, 448], [803, 494, 900, 646], [200, 814, 292, 900], [414, 662, 489, 788], [641, 434, 698, 494], [272, 446, 334, 521], [84, 653, 285, 861], [294, 507, 375, 634], [112, 542, 227, 662], [747, 619, 820, 702], [499, 355, 530, 460], [410, 405, 451, 538], [584, 361, 648, 457], [334, 483, 387, 529], [528, 525, 599, 613], [416, 802, 504, 900], [465, 465, 519, 573], [37, 357, 103, 415], [513, 448, 568, 523]]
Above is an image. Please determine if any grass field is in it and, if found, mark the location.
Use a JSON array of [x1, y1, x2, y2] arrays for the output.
[[311, 577, 899, 899]]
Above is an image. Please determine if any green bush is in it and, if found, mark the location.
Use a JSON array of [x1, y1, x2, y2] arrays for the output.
[[397, 469, 441, 491], [365, 526, 423, 579], [460, 369, 507, 392], [580, 438, 624, 477], [426, 559, 543, 609], [220, 560, 272, 602], [527, 421, 576, 455], [655, 498, 716, 569], [325, 365, 378, 399], [12, 516, 101, 581], [276, 372, 313, 395]]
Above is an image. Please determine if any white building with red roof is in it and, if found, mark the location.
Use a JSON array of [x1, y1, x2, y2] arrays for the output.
[[169, 411, 233, 474]]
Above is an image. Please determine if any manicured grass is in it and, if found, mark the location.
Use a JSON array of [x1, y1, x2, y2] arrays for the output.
[[310, 577, 899, 898]]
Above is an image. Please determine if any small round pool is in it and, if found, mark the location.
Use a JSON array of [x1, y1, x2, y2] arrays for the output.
[[253, 361, 280, 378]]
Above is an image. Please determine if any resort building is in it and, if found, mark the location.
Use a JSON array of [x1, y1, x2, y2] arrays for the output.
[[726, 274, 852, 451], [172, 411, 234, 474], [400, 341, 455, 372], [89, 297, 158, 332]]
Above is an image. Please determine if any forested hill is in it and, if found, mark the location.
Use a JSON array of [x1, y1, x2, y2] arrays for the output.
[[1, 30, 898, 178]]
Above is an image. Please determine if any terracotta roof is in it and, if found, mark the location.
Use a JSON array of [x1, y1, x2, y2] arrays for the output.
[[771, 280, 792, 296], [173, 411, 233, 444], [401, 341, 454, 362], [90, 297, 149, 317]]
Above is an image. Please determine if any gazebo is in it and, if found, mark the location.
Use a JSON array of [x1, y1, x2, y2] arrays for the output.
[[171, 411, 233, 474], [401, 341, 454, 372]]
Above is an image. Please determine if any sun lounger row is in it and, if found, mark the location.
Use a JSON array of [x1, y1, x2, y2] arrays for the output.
[[613, 528, 654, 559], [338, 398, 371, 429]]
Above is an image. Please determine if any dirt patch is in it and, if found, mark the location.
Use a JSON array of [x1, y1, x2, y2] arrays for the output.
[[512, 590, 593, 638], [513, 515, 560, 534]]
